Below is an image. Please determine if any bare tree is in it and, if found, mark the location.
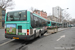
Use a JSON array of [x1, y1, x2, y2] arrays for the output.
[[62, 11, 71, 22], [0, 0, 14, 9]]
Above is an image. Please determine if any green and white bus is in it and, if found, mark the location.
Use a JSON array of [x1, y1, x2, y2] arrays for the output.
[[5, 10, 48, 40], [47, 21, 57, 28], [57, 22, 62, 28]]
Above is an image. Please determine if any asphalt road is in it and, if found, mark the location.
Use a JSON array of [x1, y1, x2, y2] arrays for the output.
[[0, 29, 10, 44], [0, 27, 75, 50], [0, 29, 6, 41]]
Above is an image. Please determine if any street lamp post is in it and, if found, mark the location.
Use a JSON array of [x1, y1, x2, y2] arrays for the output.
[[62, 8, 69, 28], [57, 7, 62, 23]]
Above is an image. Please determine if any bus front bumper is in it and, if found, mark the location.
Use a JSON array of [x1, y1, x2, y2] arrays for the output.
[[5, 34, 34, 40]]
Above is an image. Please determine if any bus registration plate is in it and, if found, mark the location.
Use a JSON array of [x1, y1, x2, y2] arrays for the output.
[[13, 37, 19, 39]]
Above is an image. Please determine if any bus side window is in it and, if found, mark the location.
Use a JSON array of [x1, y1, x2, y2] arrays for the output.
[[39, 18, 42, 27], [30, 13, 34, 28], [36, 17, 39, 27], [38, 18, 40, 27], [42, 19, 44, 26], [44, 21, 47, 26], [48, 22, 50, 24], [43, 20, 44, 26], [34, 16, 39, 27], [33, 16, 37, 28]]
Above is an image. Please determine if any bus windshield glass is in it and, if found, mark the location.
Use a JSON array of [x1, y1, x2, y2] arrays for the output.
[[48, 21, 50, 24], [6, 10, 27, 21]]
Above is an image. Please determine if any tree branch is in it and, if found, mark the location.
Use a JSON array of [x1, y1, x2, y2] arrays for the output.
[[0, 0, 14, 9]]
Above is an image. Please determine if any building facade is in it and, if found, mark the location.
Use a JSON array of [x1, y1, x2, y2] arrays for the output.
[[33, 10, 47, 19], [47, 15, 60, 22], [47, 15, 53, 21], [52, 6, 62, 23], [0, 7, 6, 28]]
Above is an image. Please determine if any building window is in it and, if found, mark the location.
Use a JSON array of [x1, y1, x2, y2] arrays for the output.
[[2, 10, 5, 16], [2, 16, 5, 20]]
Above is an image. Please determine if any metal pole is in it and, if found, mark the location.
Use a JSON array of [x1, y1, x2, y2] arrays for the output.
[[52, 7, 54, 21]]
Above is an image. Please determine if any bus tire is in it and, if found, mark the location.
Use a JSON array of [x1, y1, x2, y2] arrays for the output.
[[41, 34, 44, 36]]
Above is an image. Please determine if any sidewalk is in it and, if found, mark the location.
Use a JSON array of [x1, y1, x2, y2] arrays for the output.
[[44, 28, 68, 36]]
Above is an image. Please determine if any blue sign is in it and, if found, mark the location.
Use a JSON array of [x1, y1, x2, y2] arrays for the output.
[[6, 24, 16, 28]]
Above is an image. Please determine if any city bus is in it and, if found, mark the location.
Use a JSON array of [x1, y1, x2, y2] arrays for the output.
[[47, 21, 58, 33], [47, 21, 57, 28], [5, 10, 48, 40], [57, 22, 62, 28]]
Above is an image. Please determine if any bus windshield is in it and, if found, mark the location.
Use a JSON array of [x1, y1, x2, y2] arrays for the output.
[[47, 21, 50, 24], [6, 10, 27, 21]]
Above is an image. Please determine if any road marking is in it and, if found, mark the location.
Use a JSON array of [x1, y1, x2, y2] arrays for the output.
[[0, 39, 14, 47], [57, 35, 65, 41]]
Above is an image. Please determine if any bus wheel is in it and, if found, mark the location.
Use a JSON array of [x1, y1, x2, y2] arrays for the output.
[[41, 34, 44, 36]]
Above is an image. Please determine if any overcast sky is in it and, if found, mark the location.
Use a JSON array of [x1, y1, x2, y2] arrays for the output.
[[7, 0, 75, 19]]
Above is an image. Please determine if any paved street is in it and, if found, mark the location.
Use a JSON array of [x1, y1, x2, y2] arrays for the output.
[[0, 29, 11, 42], [0, 27, 75, 50], [0, 29, 10, 44], [0, 29, 5, 41]]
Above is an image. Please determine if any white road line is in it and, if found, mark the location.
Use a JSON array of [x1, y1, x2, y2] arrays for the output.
[[0, 39, 14, 47], [57, 37, 62, 41], [57, 35, 65, 41]]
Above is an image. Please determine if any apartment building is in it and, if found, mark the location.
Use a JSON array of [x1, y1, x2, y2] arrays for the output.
[[0, 6, 6, 28], [33, 10, 47, 19]]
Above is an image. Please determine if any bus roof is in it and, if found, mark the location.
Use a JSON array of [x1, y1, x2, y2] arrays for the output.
[[7, 10, 27, 13]]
